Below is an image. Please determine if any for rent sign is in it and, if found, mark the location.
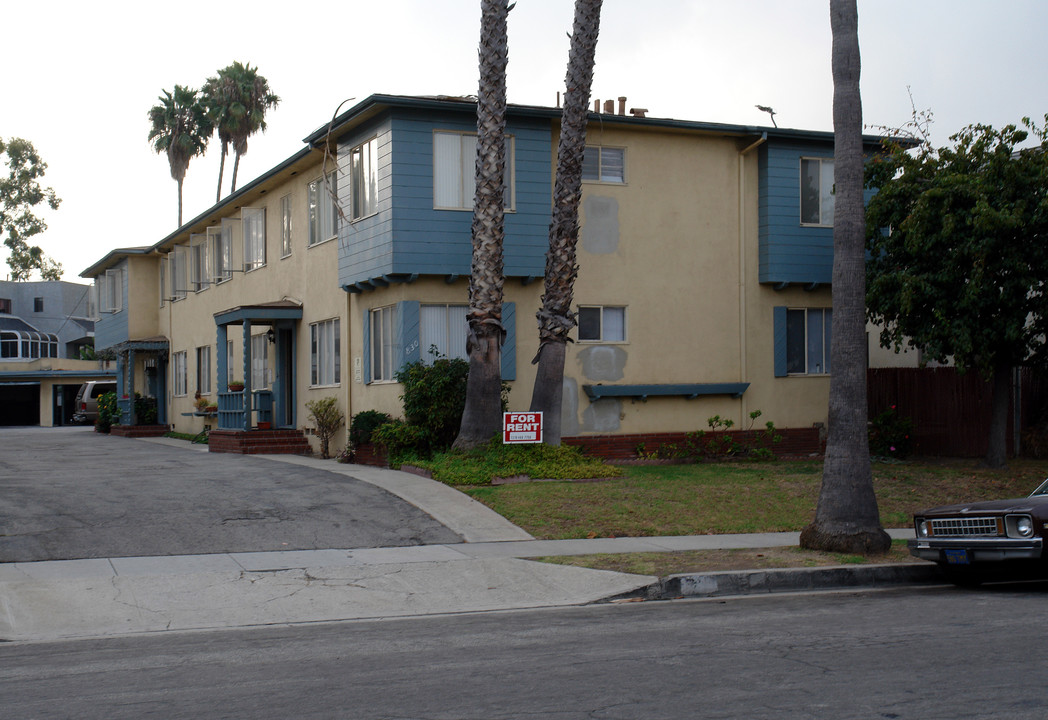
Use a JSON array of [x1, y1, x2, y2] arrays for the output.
[[503, 412, 543, 444]]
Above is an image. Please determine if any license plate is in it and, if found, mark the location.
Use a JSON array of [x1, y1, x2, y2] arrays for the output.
[[944, 548, 970, 565]]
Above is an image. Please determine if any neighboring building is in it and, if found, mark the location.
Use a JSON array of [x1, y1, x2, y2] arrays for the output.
[[83, 94, 893, 454], [0, 279, 112, 426]]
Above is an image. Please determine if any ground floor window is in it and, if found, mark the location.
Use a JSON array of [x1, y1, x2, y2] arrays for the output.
[[578, 305, 627, 342], [196, 346, 211, 395], [173, 351, 187, 396], [310, 318, 341, 386], [786, 307, 832, 375], [420, 304, 468, 361], [370, 306, 396, 382]]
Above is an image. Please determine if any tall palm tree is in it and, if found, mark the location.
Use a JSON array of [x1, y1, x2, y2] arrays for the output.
[[148, 85, 212, 227], [452, 0, 511, 450], [799, 0, 890, 554], [529, 0, 603, 445], [203, 62, 280, 199]]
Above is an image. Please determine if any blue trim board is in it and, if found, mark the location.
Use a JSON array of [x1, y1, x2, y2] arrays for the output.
[[583, 383, 750, 401]]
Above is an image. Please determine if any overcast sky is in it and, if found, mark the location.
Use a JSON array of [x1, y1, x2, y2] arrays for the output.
[[3, 0, 1047, 282]]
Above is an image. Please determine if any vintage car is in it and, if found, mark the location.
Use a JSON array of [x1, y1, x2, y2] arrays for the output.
[[909, 478, 1048, 585]]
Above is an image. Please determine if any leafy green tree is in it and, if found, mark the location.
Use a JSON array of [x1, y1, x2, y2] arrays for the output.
[[148, 85, 212, 227], [865, 117, 1048, 468], [202, 62, 280, 199], [454, 0, 512, 450], [529, 0, 602, 446], [306, 396, 345, 459], [0, 137, 62, 280], [800, 0, 890, 555]]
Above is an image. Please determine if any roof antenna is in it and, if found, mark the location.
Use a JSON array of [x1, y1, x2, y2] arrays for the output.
[[756, 105, 777, 128]]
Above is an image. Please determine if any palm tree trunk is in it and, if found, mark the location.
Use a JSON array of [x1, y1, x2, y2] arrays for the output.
[[799, 0, 890, 555], [216, 143, 227, 202], [231, 152, 241, 194], [529, 0, 603, 446], [985, 365, 1011, 468], [177, 177, 184, 227], [452, 0, 511, 451]]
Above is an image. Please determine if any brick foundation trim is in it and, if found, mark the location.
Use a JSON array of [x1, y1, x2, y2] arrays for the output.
[[563, 428, 824, 460], [110, 424, 171, 438], [208, 428, 312, 455]]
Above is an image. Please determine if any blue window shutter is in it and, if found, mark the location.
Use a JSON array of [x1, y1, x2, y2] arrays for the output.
[[398, 301, 420, 371], [773, 306, 787, 377], [501, 301, 516, 380], [362, 308, 372, 383]]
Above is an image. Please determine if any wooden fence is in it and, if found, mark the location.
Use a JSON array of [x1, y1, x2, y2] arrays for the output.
[[867, 367, 1048, 458]]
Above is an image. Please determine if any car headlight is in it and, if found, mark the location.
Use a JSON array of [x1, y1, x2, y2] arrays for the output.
[[917, 520, 929, 537], [1016, 517, 1034, 537]]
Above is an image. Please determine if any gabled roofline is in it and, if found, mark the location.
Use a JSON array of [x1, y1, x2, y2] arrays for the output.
[[79, 247, 152, 279]]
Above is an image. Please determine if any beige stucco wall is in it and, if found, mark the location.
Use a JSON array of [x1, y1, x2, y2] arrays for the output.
[[158, 156, 349, 453], [126, 255, 160, 340]]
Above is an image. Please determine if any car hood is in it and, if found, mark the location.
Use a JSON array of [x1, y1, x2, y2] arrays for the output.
[[919, 495, 1048, 516]]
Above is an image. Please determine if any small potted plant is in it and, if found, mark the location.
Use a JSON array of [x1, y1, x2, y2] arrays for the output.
[[205, 404, 218, 414], [228, 380, 245, 392]]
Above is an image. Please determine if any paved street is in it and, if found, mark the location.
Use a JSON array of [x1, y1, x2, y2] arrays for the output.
[[0, 426, 460, 562], [3, 584, 1047, 719]]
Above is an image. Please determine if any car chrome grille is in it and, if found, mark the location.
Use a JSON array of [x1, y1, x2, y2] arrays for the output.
[[929, 517, 1001, 537]]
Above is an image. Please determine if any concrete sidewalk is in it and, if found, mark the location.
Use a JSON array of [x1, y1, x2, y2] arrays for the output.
[[0, 438, 936, 643]]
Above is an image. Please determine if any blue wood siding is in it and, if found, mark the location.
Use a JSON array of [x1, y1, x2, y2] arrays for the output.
[[339, 109, 551, 289], [758, 141, 835, 285]]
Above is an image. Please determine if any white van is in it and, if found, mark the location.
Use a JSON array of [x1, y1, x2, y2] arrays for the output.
[[72, 381, 117, 424]]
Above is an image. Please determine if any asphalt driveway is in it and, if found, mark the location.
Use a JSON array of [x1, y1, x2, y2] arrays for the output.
[[0, 427, 460, 562]]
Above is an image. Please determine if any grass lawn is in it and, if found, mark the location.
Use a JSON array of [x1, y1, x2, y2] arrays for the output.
[[458, 457, 1048, 575]]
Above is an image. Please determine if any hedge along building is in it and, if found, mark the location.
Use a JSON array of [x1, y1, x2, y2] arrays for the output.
[[83, 94, 887, 455]]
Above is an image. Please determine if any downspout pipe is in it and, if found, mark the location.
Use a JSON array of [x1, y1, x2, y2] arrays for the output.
[[738, 132, 767, 427]]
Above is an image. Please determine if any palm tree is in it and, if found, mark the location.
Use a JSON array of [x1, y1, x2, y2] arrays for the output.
[[799, 0, 891, 554], [529, 0, 603, 445], [148, 85, 212, 227], [452, 0, 511, 450], [203, 62, 279, 199]]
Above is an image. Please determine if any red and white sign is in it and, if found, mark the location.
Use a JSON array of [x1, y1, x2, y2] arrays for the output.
[[503, 412, 543, 444]]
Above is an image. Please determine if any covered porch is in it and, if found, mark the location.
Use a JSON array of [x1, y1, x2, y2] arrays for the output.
[[111, 337, 168, 429], [211, 301, 310, 455]]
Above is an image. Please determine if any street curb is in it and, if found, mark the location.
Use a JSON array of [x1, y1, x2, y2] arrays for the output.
[[606, 563, 942, 602]]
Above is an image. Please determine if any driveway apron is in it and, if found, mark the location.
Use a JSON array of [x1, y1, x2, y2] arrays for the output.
[[0, 427, 460, 562]]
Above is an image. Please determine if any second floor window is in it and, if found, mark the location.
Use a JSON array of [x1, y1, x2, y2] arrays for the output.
[[582, 146, 625, 183], [98, 267, 124, 312], [308, 171, 338, 246], [209, 223, 233, 283], [280, 195, 293, 257], [190, 234, 210, 291], [801, 157, 835, 226], [349, 137, 378, 221], [243, 207, 266, 270], [434, 131, 515, 210]]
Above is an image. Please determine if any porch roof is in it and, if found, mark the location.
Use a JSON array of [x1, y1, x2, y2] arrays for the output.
[[214, 301, 303, 327], [111, 337, 170, 352]]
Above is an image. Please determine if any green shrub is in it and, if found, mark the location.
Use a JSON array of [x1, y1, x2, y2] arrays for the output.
[[134, 393, 158, 425], [306, 396, 345, 459], [349, 409, 393, 448], [869, 405, 914, 459], [96, 391, 120, 433], [395, 353, 470, 452], [371, 419, 431, 463], [408, 438, 623, 486]]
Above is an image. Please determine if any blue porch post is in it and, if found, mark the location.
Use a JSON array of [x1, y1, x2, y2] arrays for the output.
[[216, 324, 228, 392], [242, 320, 252, 431], [128, 348, 136, 424]]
